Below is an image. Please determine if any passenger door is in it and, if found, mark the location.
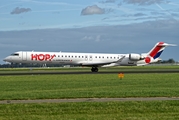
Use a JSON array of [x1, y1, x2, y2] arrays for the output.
[[22, 52, 27, 61]]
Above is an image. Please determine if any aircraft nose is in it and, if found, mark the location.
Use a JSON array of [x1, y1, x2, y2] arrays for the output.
[[3, 57, 9, 62]]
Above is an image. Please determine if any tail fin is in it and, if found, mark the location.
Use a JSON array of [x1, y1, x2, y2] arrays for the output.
[[145, 42, 176, 63]]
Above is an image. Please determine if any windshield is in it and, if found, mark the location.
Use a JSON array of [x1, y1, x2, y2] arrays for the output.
[[11, 53, 19, 56]]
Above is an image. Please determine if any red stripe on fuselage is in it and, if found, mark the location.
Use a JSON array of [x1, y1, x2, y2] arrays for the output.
[[149, 42, 164, 57]]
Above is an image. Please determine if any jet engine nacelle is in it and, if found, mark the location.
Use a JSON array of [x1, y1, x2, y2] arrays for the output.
[[129, 54, 145, 61]]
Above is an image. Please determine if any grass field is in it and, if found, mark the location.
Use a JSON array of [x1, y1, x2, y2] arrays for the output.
[[0, 101, 179, 120], [0, 67, 179, 120], [0, 73, 179, 100]]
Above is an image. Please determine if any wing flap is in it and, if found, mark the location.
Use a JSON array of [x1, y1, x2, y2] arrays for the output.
[[81, 61, 116, 67]]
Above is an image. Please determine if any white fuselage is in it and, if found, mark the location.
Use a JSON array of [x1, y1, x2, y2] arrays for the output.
[[4, 51, 148, 67], [3, 42, 175, 72]]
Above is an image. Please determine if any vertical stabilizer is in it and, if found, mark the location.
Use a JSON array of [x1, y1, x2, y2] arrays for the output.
[[145, 42, 176, 63]]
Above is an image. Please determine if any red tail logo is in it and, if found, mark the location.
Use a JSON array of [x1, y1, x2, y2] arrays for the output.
[[149, 42, 164, 58]]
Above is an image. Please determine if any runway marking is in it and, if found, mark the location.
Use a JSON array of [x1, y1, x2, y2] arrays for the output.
[[1, 97, 179, 104]]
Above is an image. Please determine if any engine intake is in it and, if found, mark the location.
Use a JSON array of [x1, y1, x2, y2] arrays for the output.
[[129, 54, 145, 61]]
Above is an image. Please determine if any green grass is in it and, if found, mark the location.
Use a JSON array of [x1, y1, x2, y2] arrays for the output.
[[0, 101, 179, 120], [0, 71, 179, 120], [0, 73, 179, 100]]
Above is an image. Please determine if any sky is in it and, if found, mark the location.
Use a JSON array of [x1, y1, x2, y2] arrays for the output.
[[0, 0, 179, 64]]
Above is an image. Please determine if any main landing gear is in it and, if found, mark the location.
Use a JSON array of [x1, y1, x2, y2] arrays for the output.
[[91, 66, 98, 72]]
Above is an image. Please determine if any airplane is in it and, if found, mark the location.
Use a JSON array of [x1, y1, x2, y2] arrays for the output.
[[3, 42, 176, 72]]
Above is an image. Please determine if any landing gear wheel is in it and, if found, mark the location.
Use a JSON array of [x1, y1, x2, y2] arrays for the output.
[[91, 67, 98, 72]]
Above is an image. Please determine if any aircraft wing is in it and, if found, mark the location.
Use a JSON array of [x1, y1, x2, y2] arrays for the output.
[[81, 62, 116, 67], [80, 56, 125, 67], [115, 56, 125, 63]]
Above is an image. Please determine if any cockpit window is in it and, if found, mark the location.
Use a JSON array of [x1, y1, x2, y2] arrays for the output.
[[11, 53, 19, 56]]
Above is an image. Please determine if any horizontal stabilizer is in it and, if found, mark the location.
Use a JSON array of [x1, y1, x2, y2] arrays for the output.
[[160, 43, 177, 46]]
